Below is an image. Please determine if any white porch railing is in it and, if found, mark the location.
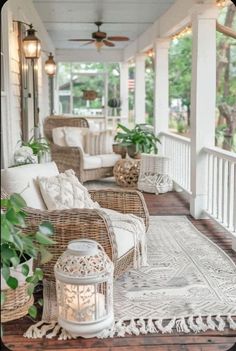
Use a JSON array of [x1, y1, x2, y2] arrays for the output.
[[159, 132, 191, 194], [204, 147, 236, 236]]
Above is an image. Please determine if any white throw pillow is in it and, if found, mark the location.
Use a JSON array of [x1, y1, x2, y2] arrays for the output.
[[52, 127, 66, 146], [64, 127, 87, 154], [38, 169, 100, 211]]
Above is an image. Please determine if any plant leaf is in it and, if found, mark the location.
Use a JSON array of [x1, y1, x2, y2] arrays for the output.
[[40, 247, 53, 264], [38, 221, 54, 236], [27, 284, 35, 296], [22, 263, 30, 277], [9, 193, 27, 210], [35, 232, 56, 245], [37, 298, 43, 307], [28, 305, 37, 319], [6, 276, 18, 289], [1, 266, 10, 282], [34, 268, 43, 280], [10, 256, 20, 268]]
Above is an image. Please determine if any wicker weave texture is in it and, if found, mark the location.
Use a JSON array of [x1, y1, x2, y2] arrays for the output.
[[44, 116, 115, 183], [1, 283, 34, 323], [113, 159, 141, 187], [138, 154, 173, 194], [1, 188, 149, 282]]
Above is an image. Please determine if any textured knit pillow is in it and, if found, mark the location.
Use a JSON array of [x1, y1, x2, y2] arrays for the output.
[[38, 169, 100, 210]]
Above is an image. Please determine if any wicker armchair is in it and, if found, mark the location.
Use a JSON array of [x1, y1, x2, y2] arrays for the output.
[[1, 188, 149, 280], [44, 115, 117, 183]]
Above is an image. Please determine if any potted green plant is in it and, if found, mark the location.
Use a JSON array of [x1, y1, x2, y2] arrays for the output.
[[22, 136, 50, 163], [114, 123, 161, 159], [1, 193, 55, 325]]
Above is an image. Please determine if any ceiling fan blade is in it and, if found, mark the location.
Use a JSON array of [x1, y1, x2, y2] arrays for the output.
[[107, 36, 129, 41], [80, 40, 95, 46], [68, 39, 94, 42], [103, 40, 115, 47]]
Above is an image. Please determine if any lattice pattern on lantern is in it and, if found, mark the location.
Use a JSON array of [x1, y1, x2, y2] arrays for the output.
[[54, 239, 114, 338]]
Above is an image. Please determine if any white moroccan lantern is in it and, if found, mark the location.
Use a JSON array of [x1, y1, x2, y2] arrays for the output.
[[54, 239, 114, 338]]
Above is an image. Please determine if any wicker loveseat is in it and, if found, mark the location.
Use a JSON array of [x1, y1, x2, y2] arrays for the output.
[[44, 115, 121, 183], [1, 162, 149, 280]]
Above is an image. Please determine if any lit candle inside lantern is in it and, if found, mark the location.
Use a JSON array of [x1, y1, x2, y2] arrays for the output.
[[61, 284, 106, 322]]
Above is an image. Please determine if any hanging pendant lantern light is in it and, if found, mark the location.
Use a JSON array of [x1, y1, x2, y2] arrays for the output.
[[44, 52, 57, 76], [22, 24, 41, 59]]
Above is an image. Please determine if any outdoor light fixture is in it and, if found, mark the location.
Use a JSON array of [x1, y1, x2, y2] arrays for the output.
[[216, 0, 227, 7], [44, 52, 56, 76], [95, 41, 104, 52], [22, 24, 41, 59], [54, 239, 114, 338]]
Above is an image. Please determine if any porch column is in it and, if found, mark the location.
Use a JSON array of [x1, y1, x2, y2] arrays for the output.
[[190, 7, 218, 218], [135, 54, 146, 124], [120, 61, 129, 122], [153, 39, 170, 135]]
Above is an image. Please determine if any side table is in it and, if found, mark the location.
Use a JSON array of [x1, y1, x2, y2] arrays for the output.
[[113, 158, 140, 187]]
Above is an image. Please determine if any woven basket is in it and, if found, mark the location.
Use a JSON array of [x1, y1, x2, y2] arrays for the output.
[[1, 283, 34, 322], [137, 154, 173, 194], [112, 144, 127, 159]]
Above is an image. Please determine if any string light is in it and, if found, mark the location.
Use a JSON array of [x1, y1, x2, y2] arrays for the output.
[[172, 26, 192, 41], [216, 0, 227, 7], [146, 49, 154, 58]]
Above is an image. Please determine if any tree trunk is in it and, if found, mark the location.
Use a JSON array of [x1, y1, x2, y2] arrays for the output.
[[218, 104, 236, 151]]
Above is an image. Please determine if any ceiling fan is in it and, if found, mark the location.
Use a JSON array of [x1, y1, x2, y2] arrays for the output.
[[68, 21, 130, 51]]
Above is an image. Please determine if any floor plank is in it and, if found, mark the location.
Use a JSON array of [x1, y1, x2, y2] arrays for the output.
[[2, 190, 236, 351]]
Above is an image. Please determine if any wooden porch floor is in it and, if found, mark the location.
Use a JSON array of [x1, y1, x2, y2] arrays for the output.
[[2, 191, 236, 351]]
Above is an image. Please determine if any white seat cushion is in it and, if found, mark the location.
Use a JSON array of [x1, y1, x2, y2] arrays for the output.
[[83, 155, 102, 170], [99, 153, 121, 168], [52, 127, 66, 146], [1, 162, 59, 210]]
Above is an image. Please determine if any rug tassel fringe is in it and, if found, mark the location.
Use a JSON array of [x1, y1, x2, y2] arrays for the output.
[[227, 315, 236, 330], [23, 320, 47, 338], [206, 315, 216, 330], [176, 317, 190, 333], [215, 315, 226, 331], [146, 318, 158, 333], [24, 314, 236, 339], [195, 315, 208, 332], [137, 318, 148, 334]]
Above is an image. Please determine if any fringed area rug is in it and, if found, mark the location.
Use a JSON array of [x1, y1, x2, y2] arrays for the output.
[[24, 216, 236, 339]]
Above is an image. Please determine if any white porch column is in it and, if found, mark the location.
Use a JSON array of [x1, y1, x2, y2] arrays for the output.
[[135, 54, 146, 124], [119, 61, 129, 122], [190, 7, 218, 218], [154, 39, 170, 135]]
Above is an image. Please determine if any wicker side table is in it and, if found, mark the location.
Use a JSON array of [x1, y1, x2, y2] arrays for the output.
[[113, 159, 140, 187], [137, 154, 173, 194]]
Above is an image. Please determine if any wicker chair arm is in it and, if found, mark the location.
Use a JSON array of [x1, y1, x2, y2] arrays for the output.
[[89, 189, 149, 230], [50, 143, 84, 181], [24, 207, 116, 280]]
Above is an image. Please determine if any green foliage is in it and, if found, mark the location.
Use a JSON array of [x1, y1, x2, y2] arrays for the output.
[[22, 136, 49, 156], [1, 193, 55, 320], [176, 119, 187, 134], [115, 123, 161, 154], [169, 36, 192, 110]]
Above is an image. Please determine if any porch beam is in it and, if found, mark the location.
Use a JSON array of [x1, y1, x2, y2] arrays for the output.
[[120, 62, 129, 121], [153, 39, 170, 135], [190, 6, 218, 219], [135, 54, 146, 124]]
